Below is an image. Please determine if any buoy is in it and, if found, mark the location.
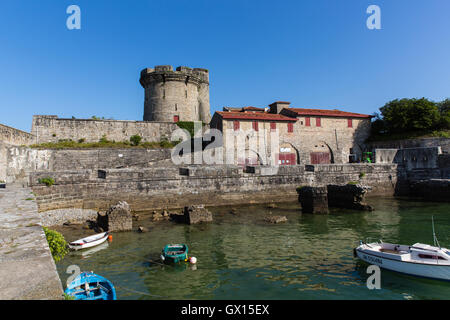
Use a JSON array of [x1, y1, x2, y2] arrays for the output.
[[189, 257, 197, 264], [107, 235, 113, 242]]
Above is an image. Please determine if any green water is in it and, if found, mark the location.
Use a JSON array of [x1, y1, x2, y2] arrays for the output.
[[55, 197, 450, 300]]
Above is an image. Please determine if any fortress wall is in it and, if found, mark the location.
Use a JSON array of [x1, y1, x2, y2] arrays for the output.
[[31, 116, 179, 144], [0, 123, 34, 146], [368, 137, 450, 153], [1, 146, 173, 183], [29, 164, 399, 213]]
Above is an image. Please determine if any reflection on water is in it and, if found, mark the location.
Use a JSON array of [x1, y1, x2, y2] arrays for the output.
[[55, 197, 450, 300]]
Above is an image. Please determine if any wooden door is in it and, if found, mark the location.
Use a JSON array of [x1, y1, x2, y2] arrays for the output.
[[310, 152, 330, 164]]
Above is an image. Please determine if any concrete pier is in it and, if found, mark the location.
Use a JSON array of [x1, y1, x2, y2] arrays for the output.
[[0, 185, 63, 300]]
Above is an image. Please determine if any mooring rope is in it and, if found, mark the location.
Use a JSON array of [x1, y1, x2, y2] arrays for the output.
[[114, 284, 167, 298]]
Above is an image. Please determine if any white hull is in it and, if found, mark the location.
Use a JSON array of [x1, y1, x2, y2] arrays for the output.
[[356, 248, 450, 281], [69, 232, 109, 251]]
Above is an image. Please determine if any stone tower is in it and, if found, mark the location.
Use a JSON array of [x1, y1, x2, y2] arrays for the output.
[[140, 65, 211, 123]]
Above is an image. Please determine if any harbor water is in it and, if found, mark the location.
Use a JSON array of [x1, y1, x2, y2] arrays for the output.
[[55, 197, 450, 300]]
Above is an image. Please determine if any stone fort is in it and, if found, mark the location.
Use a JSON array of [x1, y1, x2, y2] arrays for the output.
[[2, 64, 379, 167]]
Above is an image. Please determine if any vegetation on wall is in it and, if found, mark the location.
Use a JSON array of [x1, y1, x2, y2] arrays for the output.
[[130, 135, 142, 146], [43, 227, 68, 262], [369, 98, 450, 141], [176, 121, 205, 138], [30, 138, 180, 150], [38, 177, 55, 187]]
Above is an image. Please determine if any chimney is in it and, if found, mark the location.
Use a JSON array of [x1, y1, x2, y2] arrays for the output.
[[269, 101, 291, 114]]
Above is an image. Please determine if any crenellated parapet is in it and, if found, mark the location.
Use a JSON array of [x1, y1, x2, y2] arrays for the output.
[[140, 65, 209, 87]]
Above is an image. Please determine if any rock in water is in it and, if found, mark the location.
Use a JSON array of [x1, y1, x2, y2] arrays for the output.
[[182, 205, 213, 225], [264, 215, 287, 224], [137, 226, 147, 233], [297, 186, 329, 214], [97, 201, 133, 232], [327, 184, 374, 211]]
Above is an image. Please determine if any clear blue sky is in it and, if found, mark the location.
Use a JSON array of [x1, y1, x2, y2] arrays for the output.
[[0, 0, 449, 131]]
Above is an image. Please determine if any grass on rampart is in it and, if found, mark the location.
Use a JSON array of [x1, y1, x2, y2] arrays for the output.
[[30, 138, 180, 150]]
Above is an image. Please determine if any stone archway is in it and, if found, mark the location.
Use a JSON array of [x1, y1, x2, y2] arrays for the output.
[[310, 141, 334, 164], [237, 148, 263, 167], [277, 142, 299, 166]]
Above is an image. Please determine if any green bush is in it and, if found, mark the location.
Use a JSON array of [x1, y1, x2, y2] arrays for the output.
[[78, 138, 86, 143], [99, 135, 109, 143], [38, 177, 55, 187], [359, 172, 366, 179], [43, 227, 68, 262], [130, 135, 142, 146], [176, 121, 205, 138], [347, 181, 359, 185]]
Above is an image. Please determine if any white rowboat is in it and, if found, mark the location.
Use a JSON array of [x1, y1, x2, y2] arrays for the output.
[[69, 232, 109, 251], [354, 241, 450, 281]]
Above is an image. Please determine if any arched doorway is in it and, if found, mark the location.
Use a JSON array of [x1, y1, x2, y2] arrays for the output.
[[310, 142, 334, 164], [237, 149, 262, 167], [277, 143, 298, 166]]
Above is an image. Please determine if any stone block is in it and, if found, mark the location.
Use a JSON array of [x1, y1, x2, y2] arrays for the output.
[[327, 184, 373, 211], [297, 186, 329, 214], [97, 201, 132, 231], [182, 205, 213, 224]]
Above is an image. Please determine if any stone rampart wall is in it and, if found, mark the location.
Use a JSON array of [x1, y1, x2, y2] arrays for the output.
[[30, 164, 399, 212], [0, 123, 34, 146], [31, 116, 180, 144]]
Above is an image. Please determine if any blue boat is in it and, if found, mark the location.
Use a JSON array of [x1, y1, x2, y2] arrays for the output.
[[161, 244, 189, 264], [65, 272, 116, 300]]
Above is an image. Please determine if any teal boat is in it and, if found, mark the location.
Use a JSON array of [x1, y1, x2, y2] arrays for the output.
[[161, 244, 188, 264]]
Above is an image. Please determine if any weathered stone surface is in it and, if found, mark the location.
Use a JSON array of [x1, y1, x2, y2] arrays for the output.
[[39, 208, 98, 227], [140, 65, 211, 123], [97, 201, 132, 232], [297, 186, 329, 214], [29, 164, 399, 213], [0, 186, 63, 300], [0, 123, 34, 146], [327, 184, 373, 211], [31, 116, 179, 144], [409, 179, 450, 202], [264, 215, 287, 224], [180, 205, 213, 225]]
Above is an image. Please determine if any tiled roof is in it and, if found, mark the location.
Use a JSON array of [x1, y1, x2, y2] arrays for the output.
[[286, 108, 372, 118], [216, 111, 297, 122], [223, 106, 266, 112], [241, 106, 266, 112]]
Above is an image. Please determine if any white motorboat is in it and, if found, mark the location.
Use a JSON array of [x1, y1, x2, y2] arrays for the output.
[[69, 232, 109, 251], [354, 217, 450, 281]]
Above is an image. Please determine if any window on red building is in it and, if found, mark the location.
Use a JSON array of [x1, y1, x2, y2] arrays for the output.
[[233, 120, 240, 131], [270, 122, 277, 131], [287, 122, 294, 133], [305, 117, 311, 126], [252, 121, 259, 131], [348, 119, 353, 128], [316, 117, 321, 127]]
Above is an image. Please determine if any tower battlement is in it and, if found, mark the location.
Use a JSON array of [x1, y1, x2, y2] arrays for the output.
[[140, 65, 211, 123]]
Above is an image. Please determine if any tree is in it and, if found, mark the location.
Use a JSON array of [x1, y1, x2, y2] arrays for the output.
[[379, 98, 440, 133], [437, 98, 450, 129]]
